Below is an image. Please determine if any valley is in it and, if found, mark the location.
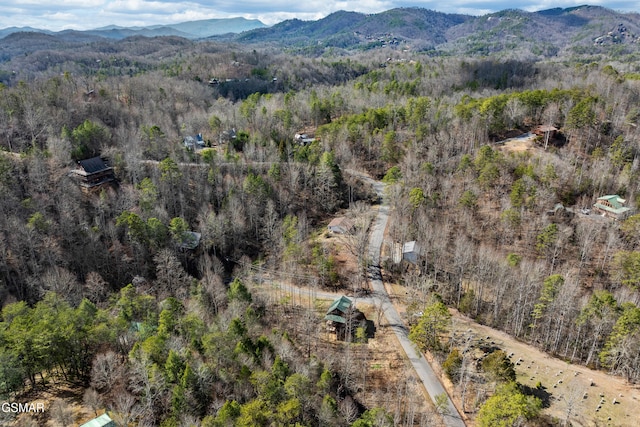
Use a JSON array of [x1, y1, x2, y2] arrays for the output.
[[2, 5, 640, 426]]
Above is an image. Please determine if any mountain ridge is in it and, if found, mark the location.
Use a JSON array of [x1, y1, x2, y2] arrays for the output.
[[225, 5, 640, 56], [2, 6, 640, 58], [0, 17, 267, 40]]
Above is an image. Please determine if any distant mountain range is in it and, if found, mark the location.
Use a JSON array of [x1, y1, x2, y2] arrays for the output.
[[0, 17, 267, 40], [2, 5, 640, 58], [228, 5, 640, 56]]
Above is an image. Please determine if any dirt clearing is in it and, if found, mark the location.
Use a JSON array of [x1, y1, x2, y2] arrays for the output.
[[384, 281, 640, 427], [496, 133, 537, 153], [450, 312, 640, 427]]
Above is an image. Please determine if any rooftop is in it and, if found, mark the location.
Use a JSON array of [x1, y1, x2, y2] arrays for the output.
[[325, 314, 347, 324], [328, 217, 353, 230], [77, 157, 111, 174], [80, 413, 115, 427], [597, 195, 626, 207], [402, 241, 420, 254], [594, 195, 631, 215], [326, 295, 352, 316]]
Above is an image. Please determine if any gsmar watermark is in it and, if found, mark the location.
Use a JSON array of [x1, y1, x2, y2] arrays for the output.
[[1, 402, 45, 413]]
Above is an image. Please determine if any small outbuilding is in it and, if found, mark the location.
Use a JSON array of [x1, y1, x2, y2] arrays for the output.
[[593, 195, 631, 220], [402, 241, 421, 265], [546, 203, 574, 221], [219, 129, 237, 145], [294, 132, 316, 145], [80, 413, 116, 427], [327, 217, 354, 234]]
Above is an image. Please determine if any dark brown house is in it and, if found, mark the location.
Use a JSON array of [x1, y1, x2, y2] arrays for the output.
[[70, 157, 115, 190]]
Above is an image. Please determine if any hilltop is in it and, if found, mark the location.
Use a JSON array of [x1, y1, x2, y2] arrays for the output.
[[234, 8, 469, 51]]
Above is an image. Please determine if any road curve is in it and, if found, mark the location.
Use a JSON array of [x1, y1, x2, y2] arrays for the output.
[[355, 172, 466, 427]]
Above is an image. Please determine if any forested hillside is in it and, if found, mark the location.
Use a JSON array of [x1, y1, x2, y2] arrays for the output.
[[2, 10, 640, 426], [6, 6, 640, 61]]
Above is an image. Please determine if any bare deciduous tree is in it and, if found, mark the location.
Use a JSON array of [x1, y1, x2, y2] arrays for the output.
[[83, 387, 103, 417], [111, 391, 139, 427], [154, 248, 193, 298], [91, 351, 125, 393], [84, 271, 111, 304], [50, 399, 74, 427], [40, 266, 82, 305]]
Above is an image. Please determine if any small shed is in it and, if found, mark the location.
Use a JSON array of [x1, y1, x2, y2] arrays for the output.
[[593, 195, 631, 220], [70, 157, 115, 189], [546, 203, 574, 222], [328, 217, 354, 234], [402, 241, 421, 265], [80, 413, 116, 427]]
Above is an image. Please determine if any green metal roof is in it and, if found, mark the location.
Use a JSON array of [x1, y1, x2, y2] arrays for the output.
[[598, 195, 625, 208], [326, 296, 352, 315], [80, 413, 115, 427], [594, 195, 631, 215], [594, 203, 630, 215], [325, 314, 346, 323]]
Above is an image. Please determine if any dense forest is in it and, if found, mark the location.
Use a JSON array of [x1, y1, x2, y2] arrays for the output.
[[3, 14, 640, 426]]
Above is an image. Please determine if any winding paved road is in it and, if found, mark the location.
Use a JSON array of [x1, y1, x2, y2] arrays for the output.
[[355, 172, 466, 427], [231, 167, 466, 426]]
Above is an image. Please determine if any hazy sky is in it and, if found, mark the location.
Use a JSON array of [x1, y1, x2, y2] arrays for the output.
[[1, 1, 638, 31]]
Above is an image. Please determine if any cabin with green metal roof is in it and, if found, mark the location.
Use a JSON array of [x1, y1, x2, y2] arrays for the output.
[[325, 296, 353, 321], [80, 413, 116, 427], [593, 195, 632, 220], [324, 296, 365, 340]]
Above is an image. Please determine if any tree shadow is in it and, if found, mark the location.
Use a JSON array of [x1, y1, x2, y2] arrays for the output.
[[365, 319, 376, 339], [519, 383, 552, 408]]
